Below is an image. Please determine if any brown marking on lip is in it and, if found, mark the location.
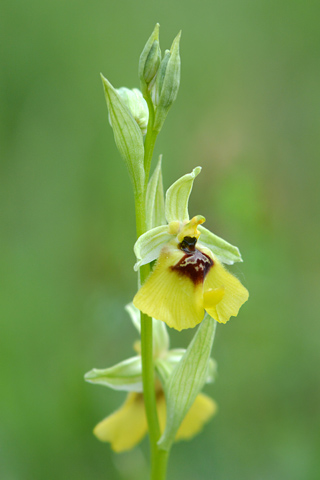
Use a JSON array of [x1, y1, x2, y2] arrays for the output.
[[171, 248, 214, 285]]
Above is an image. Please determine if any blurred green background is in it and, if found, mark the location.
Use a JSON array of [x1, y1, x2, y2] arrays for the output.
[[1, 0, 320, 479]]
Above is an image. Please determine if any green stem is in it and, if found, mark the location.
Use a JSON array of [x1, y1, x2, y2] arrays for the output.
[[143, 96, 158, 185], [133, 98, 170, 479], [134, 195, 164, 478], [152, 449, 170, 480]]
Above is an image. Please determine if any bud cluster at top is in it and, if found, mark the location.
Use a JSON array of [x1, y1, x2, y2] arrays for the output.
[[139, 24, 181, 132]]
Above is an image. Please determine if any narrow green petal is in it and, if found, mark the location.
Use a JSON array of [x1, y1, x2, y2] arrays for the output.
[[198, 225, 242, 265], [165, 166, 201, 223]]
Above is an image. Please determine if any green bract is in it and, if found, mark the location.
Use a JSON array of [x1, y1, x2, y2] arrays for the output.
[[158, 315, 217, 451], [134, 166, 243, 270], [101, 75, 145, 194], [156, 349, 216, 387]]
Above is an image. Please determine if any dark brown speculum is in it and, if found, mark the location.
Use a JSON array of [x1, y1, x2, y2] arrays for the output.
[[172, 236, 214, 285]]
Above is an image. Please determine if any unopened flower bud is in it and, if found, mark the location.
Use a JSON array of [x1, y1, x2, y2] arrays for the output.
[[151, 49, 170, 106], [153, 31, 181, 132], [139, 24, 161, 95], [108, 87, 149, 135]]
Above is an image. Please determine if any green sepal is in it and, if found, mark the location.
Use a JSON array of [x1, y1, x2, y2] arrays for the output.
[[125, 303, 169, 356], [198, 225, 243, 265], [84, 356, 142, 392], [153, 32, 181, 132], [133, 225, 172, 271], [101, 74, 145, 194], [157, 315, 217, 451], [146, 156, 166, 230], [165, 166, 202, 223]]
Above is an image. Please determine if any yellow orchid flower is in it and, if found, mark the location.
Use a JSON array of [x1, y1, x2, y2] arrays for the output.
[[86, 305, 218, 452], [133, 166, 249, 331], [94, 387, 217, 452], [133, 215, 248, 331]]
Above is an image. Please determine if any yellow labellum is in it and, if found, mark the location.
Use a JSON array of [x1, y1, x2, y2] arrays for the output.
[[134, 245, 204, 330], [204, 260, 249, 324], [175, 393, 217, 440], [93, 392, 147, 452], [134, 240, 248, 330], [94, 391, 216, 452], [203, 287, 226, 308]]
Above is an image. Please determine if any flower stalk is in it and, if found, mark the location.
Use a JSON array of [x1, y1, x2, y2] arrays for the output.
[[134, 105, 170, 478]]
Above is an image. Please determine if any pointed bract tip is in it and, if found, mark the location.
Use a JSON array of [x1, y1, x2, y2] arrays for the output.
[[149, 23, 160, 42], [170, 30, 182, 52], [100, 73, 112, 90]]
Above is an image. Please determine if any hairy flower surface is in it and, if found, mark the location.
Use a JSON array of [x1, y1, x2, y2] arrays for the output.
[[133, 167, 249, 331]]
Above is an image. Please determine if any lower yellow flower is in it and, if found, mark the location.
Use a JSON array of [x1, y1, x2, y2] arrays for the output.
[[94, 389, 217, 452], [134, 216, 249, 331]]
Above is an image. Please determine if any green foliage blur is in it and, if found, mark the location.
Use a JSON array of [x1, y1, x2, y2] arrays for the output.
[[1, 1, 319, 479]]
